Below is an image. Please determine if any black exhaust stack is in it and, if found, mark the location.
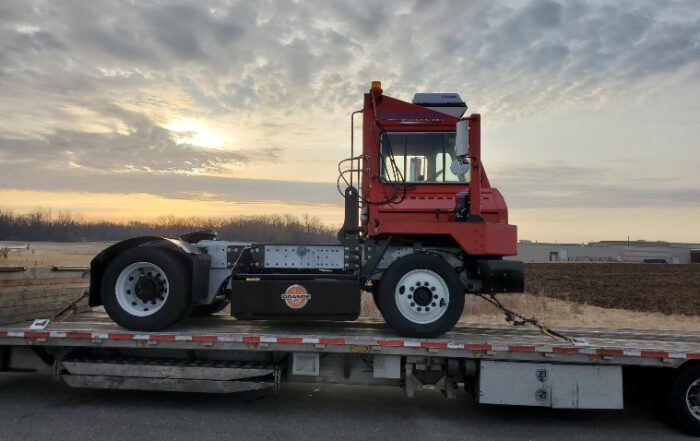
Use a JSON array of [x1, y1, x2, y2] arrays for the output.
[[337, 186, 360, 246]]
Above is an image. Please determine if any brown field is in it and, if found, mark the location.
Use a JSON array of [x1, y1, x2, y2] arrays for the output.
[[1, 243, 699, 331], [525, 263, 700, 316]]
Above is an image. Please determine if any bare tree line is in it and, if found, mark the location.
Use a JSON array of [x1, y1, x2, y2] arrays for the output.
[[0, 208, 338, 244]]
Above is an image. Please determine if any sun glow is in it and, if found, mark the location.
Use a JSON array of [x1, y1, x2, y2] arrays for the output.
[[164, 119, 225, 149]]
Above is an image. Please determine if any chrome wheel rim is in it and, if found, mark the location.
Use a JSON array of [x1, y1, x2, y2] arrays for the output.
[[395, 269, 449, 324], [115, 262, 169, 317], [687, 378, 700, 421]]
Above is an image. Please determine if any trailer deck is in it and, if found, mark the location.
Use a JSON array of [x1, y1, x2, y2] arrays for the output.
[[1, 311, 698, 368]]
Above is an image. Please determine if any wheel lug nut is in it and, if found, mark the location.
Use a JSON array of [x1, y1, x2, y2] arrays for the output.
[[432, 302, 436, 307], [408, 294, 412, 299], [433, 294, 438, 298], [431, 287, 436, 291], [424, 282, 429, 286], [409, 287, 414, 291], [415, 281, 421, 286], [417, 307, 422, 311], [425, 307, 430, 311], [410, 302, 415, 307]]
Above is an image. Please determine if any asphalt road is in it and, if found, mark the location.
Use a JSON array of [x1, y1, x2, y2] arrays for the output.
[[0, 373, 693, 441]]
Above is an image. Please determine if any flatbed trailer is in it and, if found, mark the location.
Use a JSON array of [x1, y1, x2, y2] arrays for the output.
[[1, 310, 699, 435]]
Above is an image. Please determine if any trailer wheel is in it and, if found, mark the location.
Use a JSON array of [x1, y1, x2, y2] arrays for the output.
[[377, 254, 464, 338], [101, 247, 191, 331], [671, 363, 700, 436]]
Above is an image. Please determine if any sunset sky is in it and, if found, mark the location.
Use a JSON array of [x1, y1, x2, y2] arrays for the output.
[[0, 0, 699, 242]]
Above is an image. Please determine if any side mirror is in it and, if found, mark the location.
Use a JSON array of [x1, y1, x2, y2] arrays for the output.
[[450, 119, 469, 176]]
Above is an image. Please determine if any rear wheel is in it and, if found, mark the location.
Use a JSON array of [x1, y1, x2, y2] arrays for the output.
[[671, 363, 700, 436], [377, 254, 464, 338], [101, 247, 191, 331]]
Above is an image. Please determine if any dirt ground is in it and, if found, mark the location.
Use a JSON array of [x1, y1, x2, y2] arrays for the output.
[[525, 263, 700, 316], [2, 242, 699, 332]]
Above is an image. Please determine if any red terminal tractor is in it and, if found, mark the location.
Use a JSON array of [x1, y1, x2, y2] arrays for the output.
[[88, 81, 524, 338]]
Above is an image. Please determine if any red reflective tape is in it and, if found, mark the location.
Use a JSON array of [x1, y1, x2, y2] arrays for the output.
[[277, 337, 303, 344], [464, 343, 491, 351], [0, 331, 8, 338], [319, 338, 345, 345], [242, 336, 260, 343], [641, 351, 669, 359], [107, 333, 135, 340], [24, 331, 50, 339], [192, 335, 218, 342], [596, 348, 624, 356], [377, 339, 404, 347], [686, 353, 700, 360], [148, 334, 177, 341], [552, 347, 580, 354], [66, 331, 92, 339], [421, 341, 448, 349], [508, 345, 536, 353]]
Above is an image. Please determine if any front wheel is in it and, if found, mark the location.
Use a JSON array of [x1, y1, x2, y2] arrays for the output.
[[377, 254, 464, 338], [101, 246, 192, 331]]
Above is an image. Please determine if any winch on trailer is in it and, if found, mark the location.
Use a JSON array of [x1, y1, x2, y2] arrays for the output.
[[87, 81, 524, 338]]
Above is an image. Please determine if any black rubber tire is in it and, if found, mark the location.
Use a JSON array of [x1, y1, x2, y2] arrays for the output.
[[377, 253, 464, 338], [371, 281, 384, 316], [190, 297, 230, 317], [671, 363, 700, 436], [101, 246, 191, 331]]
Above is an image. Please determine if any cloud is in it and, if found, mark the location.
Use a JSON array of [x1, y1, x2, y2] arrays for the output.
[[0, 104, 278, 174], [0, 0, 698, 221], [494, 163, 700, 208]]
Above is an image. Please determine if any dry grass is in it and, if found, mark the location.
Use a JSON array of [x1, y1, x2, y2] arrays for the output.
[[360, 292, 700, 332], [0, 242, 110, 267]]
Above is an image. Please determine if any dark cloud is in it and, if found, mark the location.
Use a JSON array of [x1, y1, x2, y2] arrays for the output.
[[0, 164, 339, 206]]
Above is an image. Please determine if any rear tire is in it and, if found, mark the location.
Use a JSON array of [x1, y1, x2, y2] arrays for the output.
[[101, 246, 191, 331], [377, 253, 464, 338], [671, 363, 700, 436]]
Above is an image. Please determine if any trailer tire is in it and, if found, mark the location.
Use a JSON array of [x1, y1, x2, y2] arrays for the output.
[[377, 253, 464, 338], [671, 363, 700, 436], [101, 247, 191, 331]]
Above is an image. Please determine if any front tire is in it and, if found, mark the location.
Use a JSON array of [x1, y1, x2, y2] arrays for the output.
[[101, 246, 191, 331], [377, 253, 464, 338]]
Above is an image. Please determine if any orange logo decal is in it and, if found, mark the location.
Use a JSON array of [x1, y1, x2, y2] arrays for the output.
[[281, 284, 311, 309]]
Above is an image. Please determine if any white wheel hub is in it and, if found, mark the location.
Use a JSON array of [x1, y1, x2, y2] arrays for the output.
[[395, 269, 449, 324], [115, 262, 169, 317], [688, 378, 700, 421]]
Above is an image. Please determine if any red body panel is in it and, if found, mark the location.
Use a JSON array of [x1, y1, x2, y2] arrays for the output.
[[360, 86, 517, 256]]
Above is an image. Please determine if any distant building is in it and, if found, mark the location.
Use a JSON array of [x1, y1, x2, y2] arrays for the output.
[[512, 240, 700, 264]]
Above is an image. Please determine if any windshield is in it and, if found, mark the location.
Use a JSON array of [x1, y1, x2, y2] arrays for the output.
[[381, 132, 467, 183]]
